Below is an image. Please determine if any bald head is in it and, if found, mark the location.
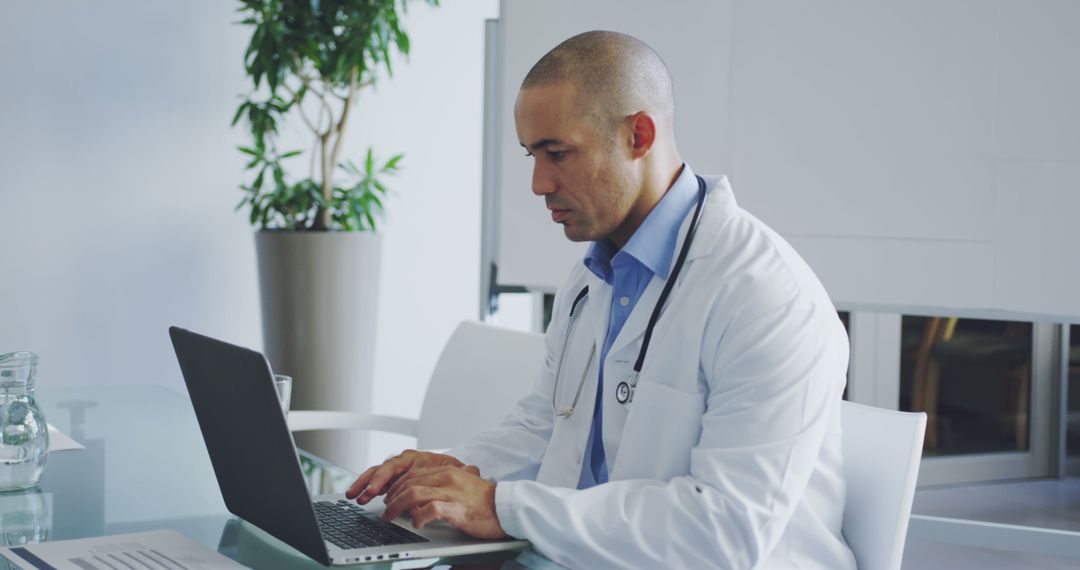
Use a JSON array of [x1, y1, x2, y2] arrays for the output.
[[521, 31, 676, 137]]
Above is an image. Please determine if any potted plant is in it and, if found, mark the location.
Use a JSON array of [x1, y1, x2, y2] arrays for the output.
[[233, 0, 437, 470]]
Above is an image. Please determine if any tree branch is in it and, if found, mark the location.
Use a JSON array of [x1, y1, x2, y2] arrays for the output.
[[315, 130, 332, 230], [313, 68, 361, 230], [282, 83, 319, 136], [299, 75, 335, 136], [331, 86, 351, 101], [331, 79, 373, 100], [328, 68, 359, 196]]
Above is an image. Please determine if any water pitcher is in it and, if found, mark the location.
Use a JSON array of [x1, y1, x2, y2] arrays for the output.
[[0, 352, 49, 492]]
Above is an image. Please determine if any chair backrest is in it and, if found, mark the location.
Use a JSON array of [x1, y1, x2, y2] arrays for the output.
[[417, 321, 545, 450], [841, 401, 926, 570]]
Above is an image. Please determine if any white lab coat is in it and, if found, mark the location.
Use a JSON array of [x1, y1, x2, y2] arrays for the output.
[[449, 176, 856, 569]]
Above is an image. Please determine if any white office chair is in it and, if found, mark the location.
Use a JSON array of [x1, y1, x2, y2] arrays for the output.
[[841, 401, 927, 570], [287, 320, 545, 450]]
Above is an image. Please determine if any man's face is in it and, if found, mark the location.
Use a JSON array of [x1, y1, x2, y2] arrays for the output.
[[514, 83, 638, 243]]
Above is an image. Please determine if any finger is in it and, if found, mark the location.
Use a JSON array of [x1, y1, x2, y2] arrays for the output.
[[387, 465, 474, 503], [385, 467, 450, 504], [345, 465, 379, 499], [357, 459, 414, 504], [462, 464, 480, 477], [381, 485, 452, 522], [411, 500, 461, 529], [384, 465, 443, 497]]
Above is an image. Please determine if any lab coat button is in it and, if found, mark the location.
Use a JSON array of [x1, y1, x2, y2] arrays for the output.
[[619, 296, 630, 306]]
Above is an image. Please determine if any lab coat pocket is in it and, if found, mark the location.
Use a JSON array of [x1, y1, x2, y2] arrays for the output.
[[611, 381, 705, 481]]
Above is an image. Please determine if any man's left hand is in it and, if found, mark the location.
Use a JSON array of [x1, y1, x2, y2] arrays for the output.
[[381, 465, 508, 540]]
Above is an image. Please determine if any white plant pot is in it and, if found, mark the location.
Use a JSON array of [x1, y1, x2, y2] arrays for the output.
[[255, 231, 381, 473]]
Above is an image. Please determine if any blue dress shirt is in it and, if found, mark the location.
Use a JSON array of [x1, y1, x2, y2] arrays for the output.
[[576, 164, 700, 489]]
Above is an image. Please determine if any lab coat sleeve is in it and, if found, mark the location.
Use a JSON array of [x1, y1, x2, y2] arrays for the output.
[[493, 295, 848, 569], [446, 314, 560, 482]]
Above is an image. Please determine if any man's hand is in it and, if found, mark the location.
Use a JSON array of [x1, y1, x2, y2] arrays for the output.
[[345, 450, 466, 506], [381, 465, 507, 540]]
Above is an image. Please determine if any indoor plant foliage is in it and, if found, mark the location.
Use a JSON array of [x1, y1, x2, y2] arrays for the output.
[[234, 0, 437, 231], [234, 0, 437, 471]]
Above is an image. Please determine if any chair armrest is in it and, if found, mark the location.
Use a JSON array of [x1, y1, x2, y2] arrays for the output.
[[287, 411, 420, 438]]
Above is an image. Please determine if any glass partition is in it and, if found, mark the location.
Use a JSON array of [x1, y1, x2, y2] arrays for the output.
[[899, 316, 1033, 456], [1067, 325, 1080, 462]]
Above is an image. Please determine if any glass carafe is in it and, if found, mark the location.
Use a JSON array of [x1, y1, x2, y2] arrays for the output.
[[0, 352, 49, 492], [0, 487, 50, 545]]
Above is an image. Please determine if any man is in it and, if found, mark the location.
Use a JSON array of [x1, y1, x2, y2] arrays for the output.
[[346, 31, 855, 569]]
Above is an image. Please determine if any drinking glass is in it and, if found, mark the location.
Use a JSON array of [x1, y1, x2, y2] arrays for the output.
[[274, 374, 292, 412]]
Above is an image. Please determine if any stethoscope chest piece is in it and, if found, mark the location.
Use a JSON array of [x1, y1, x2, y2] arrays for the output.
[[616, 371, 640, 406], [615, 381, 633, 405]]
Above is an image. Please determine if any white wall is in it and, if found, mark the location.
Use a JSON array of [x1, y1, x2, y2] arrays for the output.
[[0, 0, 497, 464], [356, 1, 500, 460], [729, 0, 1080, 320], [493, 0, 1080, 321]]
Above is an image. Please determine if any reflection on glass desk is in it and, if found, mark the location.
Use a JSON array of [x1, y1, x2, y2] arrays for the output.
[[1, 385, 565, 569]]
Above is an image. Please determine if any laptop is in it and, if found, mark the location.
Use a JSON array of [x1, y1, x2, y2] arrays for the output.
[[169, 326, 530, 566]]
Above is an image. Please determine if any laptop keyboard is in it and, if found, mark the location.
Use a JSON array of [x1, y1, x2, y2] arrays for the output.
[[314, 500, 430, 550]]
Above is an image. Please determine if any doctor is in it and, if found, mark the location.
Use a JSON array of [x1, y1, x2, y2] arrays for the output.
[[347, 31, 855, 569]]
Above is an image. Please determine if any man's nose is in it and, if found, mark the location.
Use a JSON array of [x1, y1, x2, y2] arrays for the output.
[[531, 157, 557, 196], [531, 162, 556, 196]]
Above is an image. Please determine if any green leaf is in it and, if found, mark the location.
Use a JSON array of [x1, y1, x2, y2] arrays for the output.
[[382, 44, 394, 77], [383, 153, 403, 172], [340, 160, 361, 177], [231, 101, 251, 127], [233, 0, 435, 230]]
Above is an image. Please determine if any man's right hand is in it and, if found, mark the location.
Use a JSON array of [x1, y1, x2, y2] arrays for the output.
[[345, 450, 470, 505]]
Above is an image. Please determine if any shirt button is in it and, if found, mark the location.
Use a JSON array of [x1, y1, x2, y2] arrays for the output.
[[619, 296, 630, 307]]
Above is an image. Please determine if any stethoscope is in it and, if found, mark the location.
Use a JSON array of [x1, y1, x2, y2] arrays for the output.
[[552, 175, 708, 417]]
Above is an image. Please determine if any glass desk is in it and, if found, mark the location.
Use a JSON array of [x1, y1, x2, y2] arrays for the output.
[[2, 385, 564, 569]]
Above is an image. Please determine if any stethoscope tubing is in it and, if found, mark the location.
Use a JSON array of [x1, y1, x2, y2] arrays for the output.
[[551, 175, 708, 416]]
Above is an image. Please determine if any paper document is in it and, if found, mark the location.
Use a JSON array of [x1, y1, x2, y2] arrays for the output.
[[46, 424, 84, 452], [0, 529, 246, 570]]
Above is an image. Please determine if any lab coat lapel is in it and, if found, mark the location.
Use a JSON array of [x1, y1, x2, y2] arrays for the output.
[[608, 176, 735, 354], [606, 277, 663, 358], [684, 175, 733, 263], [606, 187, 701, 358], [584, 269, 611, 356]]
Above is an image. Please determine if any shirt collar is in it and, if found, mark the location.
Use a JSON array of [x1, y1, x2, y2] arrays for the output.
[[584, 164, 699, 282]]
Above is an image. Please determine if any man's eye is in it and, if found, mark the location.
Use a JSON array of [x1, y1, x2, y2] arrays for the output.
[[548, 150, 567, 161]]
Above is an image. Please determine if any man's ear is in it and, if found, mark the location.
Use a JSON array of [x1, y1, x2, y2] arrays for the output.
[[629, 112, 656, 158]]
